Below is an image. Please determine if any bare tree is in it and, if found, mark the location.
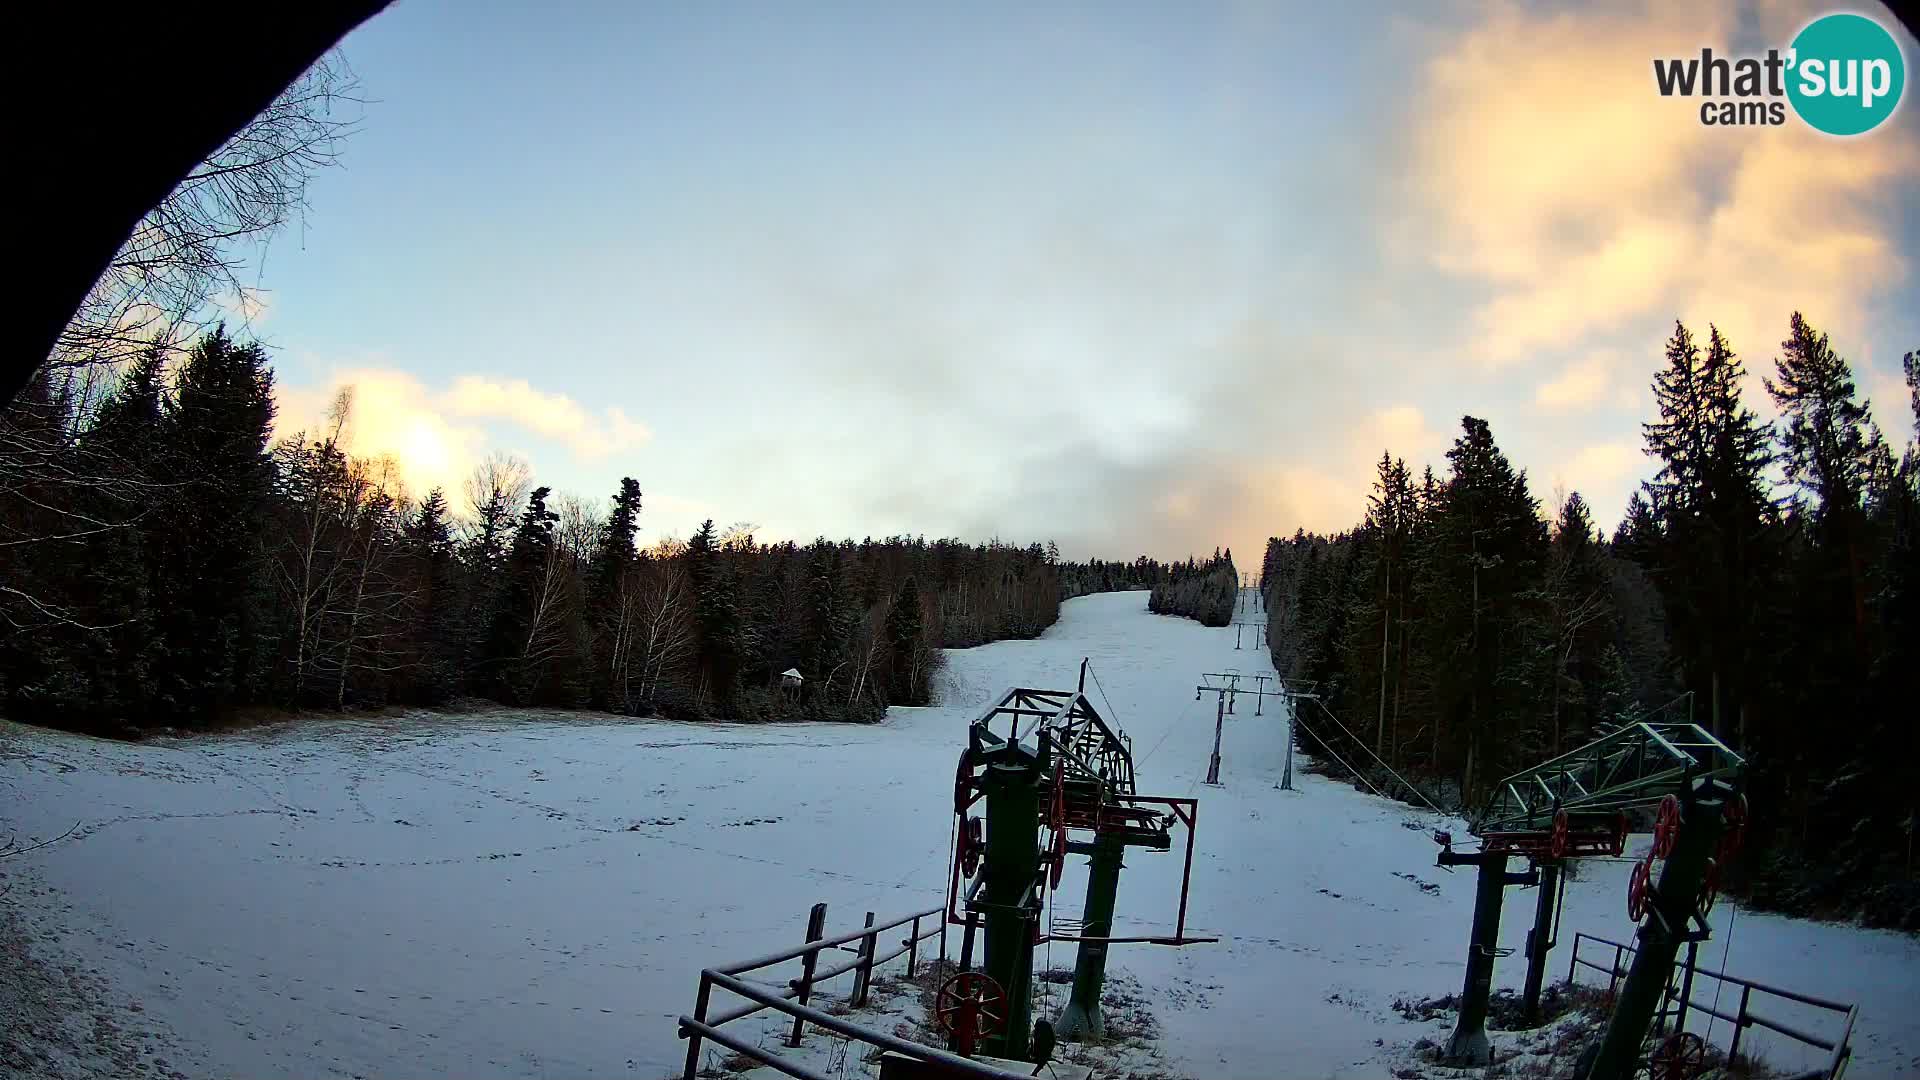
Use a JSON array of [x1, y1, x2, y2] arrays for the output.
[[0, 382, 164, 633], [329, 455, 410, 707], [632, 557, 695, 706], [553, 493, 603, 573], [6, 55, 360, 633], [845, 601, 890, 709], [272, 390, 353, 701], [46, 55, 363, 402], [462, 452, 531, 564]]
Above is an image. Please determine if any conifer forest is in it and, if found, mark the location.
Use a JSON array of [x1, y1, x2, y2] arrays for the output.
[[1263, 320, 1919, 928]]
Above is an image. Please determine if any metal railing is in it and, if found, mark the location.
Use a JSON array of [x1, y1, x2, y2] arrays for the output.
[[1567, 932, 1857, 1080], [678, 900, 1028, 1080]]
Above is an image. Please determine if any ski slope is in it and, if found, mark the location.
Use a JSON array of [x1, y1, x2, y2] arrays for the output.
[[2, 592, 1916, 1078]]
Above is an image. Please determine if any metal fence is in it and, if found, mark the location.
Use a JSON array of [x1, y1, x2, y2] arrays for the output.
[[677, 900, 1030, 1080], [1566, 932, 1857, 1080]]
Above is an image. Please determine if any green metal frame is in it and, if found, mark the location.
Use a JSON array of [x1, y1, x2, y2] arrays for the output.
[[953, 682, 1210, 1055], [1436, 721, 1744, 1073], [1471, 722, 1743, 836]]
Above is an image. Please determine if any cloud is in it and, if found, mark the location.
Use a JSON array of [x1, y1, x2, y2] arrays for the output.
[[216, 289, 271, 326], [275, 366, 652, 504], [1547, 441, 1647, 508], [1403, 1, 1917, 376], [444, 376, 651, 460], [275, 367, 490, 501], [1536, 349, 1642, 412], [1864, 366, 1917, 443]]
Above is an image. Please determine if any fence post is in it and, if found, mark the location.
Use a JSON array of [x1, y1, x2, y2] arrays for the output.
[[1728, 985, 1752, 1062], [682, 972, 713, 1080], [1566, 934, 1580, 987], [1608, 943, 1624, 998], [787, 902, 829, 1048], [853, 911, 877, 1008], [939, 911, 949, 967], [907, 914, 922, 979]]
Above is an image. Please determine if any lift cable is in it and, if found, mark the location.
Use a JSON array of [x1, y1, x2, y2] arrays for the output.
[[1308, 697, 1450, 818], [1704, 899, 1738, 1049], [1086, 663, 1124, 735], [1135, 693, 1191, 769], [1289, 712, 1395, 804]]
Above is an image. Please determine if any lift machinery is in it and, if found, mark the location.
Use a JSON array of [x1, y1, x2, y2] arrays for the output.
[[942, 661, 1212, 1061], [1433, 718, 1746, 1080]]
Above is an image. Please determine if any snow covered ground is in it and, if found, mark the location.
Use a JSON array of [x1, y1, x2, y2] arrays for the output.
[[2, 591, 1916, 1079]]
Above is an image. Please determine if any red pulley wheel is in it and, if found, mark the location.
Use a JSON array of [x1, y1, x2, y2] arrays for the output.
[[1719, 792, 1749, 861], [1651, 1031, 1706, 1080], [1698, 857, 1719, 916], [953, 750, 973, 816], [1627, 857, 1652, 922], [958, 816, 983, 878], [1653, 794, 1683, 859], [934, 971, 1008, 1057], [1048, 826, 1067, 889], [1550, 809, 1570, 859]]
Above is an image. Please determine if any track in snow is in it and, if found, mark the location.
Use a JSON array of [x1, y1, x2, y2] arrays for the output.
[[2, 592, 1915, 1078]]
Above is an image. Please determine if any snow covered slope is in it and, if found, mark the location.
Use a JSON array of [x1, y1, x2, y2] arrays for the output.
[[1, 592, 1915, 1078]]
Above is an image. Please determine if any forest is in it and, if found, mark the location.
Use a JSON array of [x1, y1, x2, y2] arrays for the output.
[[1147, 550, 1240, 626], [0, 332, 1199, 735], [1264, 315, 1919, 928]]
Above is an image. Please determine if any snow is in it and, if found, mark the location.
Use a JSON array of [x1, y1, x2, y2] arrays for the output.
[[2, 591, 1916, 1079]]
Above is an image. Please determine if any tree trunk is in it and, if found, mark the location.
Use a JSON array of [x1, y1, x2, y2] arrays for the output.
[[1377, 564, 1390, 755]]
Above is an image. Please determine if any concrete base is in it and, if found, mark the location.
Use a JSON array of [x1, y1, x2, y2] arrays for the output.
[[1442, 1026, 1492, 1067], [1054, 997, 1102, 1040], [877, 1050, 1092, 1080]]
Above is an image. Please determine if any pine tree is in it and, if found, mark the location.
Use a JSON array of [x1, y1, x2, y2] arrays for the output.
[[587, 478, 642, 708], [1640, 322, 1776, 743], [1766, 313, 1884, 661], [803, 541, 851, 697], [403, 488, 461, 702], [1766, 313, 1885, 520], [151, 327, 278, 724], [75, 351, 170, 722], [885, 576, 926, 704], [1432, 416, 1547, 799], [685, 518, 741, 710], [486, 486, 563, 702]]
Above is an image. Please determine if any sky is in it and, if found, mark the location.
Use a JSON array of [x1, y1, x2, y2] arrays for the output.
[[255, 0, 1920, 565]]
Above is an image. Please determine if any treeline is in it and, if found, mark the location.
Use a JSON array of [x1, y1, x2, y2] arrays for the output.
[[1266, 314, 1918, 928], [0, 330, 1143, 734], [1058, 556, 1174, 599], [1148, 550, 1239, 626]]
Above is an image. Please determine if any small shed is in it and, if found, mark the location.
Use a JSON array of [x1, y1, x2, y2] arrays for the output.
[[778, 668, 805, 695]]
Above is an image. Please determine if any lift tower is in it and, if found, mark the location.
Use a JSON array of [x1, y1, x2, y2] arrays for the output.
[[948, 668, 1211, 1059], [1433, 720, 1744, 1075]]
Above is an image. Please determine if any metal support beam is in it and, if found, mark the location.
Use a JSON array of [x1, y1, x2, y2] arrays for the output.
[[981, 754, 1042, 1060], [1055, 830, 1125, 1039], [1584, 788, 1726, 1080], [1278, 696, 1296, 791], [1442, 850, 1531, 1065], [1522, 861, 1561, 1024], [1205, 692, 1226, 785]]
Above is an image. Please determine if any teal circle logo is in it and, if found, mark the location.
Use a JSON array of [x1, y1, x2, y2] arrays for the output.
[[1787, 13, 1905, 135]]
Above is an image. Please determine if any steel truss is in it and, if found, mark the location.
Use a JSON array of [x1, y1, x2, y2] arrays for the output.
[[1472, 722, 1744, 838]]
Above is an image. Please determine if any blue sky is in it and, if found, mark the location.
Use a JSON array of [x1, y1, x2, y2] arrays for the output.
[[255, 1, 1920, 562]]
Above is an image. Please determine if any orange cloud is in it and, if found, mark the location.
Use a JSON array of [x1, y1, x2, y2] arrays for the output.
[[1548, 441, 1646, 506], [1536, 349, 1642, 412], [276, 367, 652, 504], [1404, 1, 1916, 376]]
